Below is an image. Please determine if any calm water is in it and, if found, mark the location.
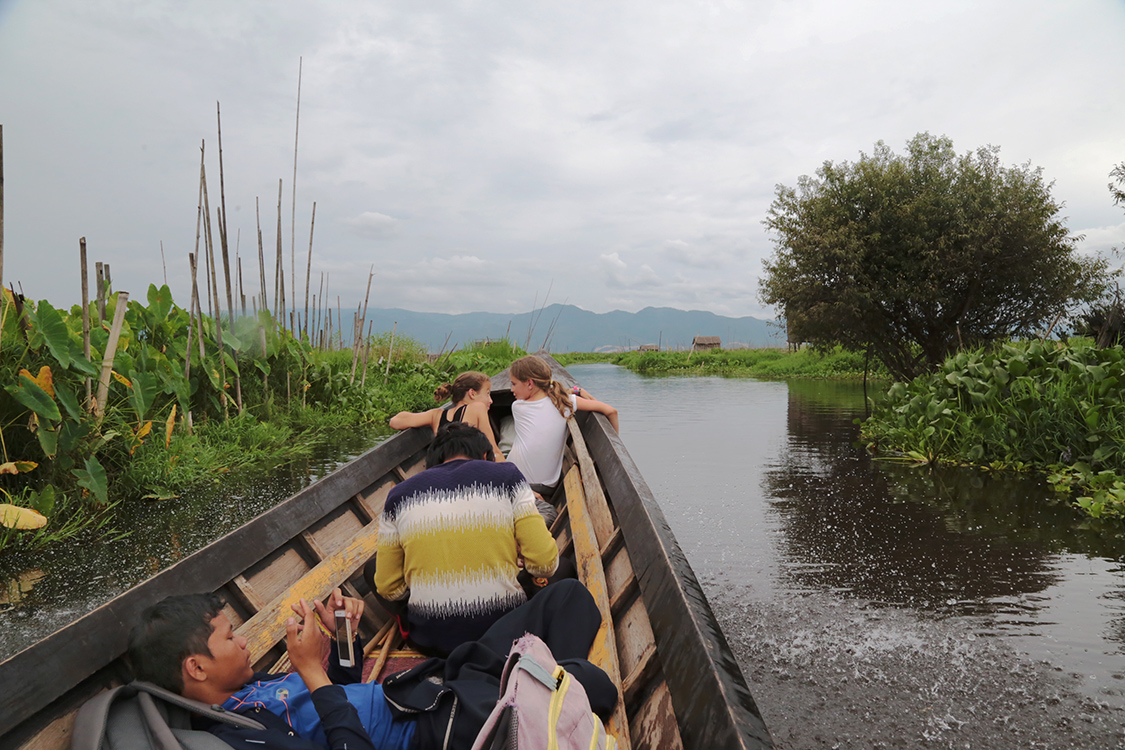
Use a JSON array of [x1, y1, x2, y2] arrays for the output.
[[567, 364, 1125, 705]]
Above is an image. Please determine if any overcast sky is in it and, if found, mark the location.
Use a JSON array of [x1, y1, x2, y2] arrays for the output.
[[1, 0, 1123, 320]]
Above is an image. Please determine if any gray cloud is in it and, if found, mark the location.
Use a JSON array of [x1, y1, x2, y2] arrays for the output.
[[1, 0, 1123, 320], [344, 211, 399, 239]]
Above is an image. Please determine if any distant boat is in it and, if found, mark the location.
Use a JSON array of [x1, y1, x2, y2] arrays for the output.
[[0, 357, 773, 750]]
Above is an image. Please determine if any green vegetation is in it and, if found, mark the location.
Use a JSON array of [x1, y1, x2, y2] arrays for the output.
[[553, 352, 617, 366], [862, 339, 1125, 520], [0, 287, 522, 554], [760, 132, 1107, 380], [608, 346, 888, 379]]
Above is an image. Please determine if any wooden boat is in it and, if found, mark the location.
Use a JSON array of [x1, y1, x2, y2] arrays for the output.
[[0, 357, 773, 750]]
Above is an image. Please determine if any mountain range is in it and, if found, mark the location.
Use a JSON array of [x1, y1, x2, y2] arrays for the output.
[[350, 304, 784, 353]]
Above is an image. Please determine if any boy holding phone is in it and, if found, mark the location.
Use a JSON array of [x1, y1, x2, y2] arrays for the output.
[[128, 587, 415, 750], [127, 579, 614, 750]]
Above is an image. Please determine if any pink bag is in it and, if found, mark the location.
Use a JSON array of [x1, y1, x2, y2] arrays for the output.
[[472, 633, 616, 750]]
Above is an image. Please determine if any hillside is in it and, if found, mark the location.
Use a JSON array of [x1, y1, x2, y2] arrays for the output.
[[354, 304, 783, 352]]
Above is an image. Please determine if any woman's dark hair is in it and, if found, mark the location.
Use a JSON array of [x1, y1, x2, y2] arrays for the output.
[[426, 422, 494, 467], [127, 593, 225, 693], [434, 371, 490, 403]]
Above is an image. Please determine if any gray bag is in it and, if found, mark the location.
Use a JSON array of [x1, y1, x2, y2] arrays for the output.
[[71, 681, 265, 750]]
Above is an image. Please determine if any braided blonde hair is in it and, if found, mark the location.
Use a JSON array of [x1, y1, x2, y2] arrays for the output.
[[509, 356, 572, 418]]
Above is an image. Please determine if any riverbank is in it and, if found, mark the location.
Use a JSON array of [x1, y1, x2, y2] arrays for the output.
[[0, 286, 524, 555], [558, 346, 889, 379]]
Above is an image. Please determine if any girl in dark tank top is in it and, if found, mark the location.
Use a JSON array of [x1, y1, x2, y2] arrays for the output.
[[389, 371, 504, 460]]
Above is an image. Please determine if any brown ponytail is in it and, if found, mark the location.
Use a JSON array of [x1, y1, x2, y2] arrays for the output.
[[510, 356, 572, 419], [434, 371, 490, 403]]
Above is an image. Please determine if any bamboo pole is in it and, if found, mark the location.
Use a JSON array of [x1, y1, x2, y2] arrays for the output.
[[200, 159, 228, 416], [238, 256, 246, 315], [383, 321, 397, 384], [322, 272, 330, 347], [351, 310, 359, 371], [275, 179, 285, 330], [190, 154, 207, 378], [159, 241, 167, 286], [350, 267, 373, 383], [259, 322, 268, 392], [256, 197, 267, 313], [361, 321, 373, 385], [80, 238, 91, 405], [315, 272, 324, 348], [215, 103, 242, 411], [435, 331, 453, 362], [365, 628, 401, 684], [190, 250, 206, 364], [185, 254, 198, 380], [304, 201, 315, 341], [363, 619, 396, 658], [95, 262, 106, 323], [290, 57, 302, 341], [94, 292, 130, 421]]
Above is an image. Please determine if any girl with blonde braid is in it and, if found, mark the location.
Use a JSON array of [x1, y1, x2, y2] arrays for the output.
[[506, 355, 618, 493]]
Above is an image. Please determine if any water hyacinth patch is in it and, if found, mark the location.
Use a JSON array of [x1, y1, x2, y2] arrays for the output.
[[862, 339, 1125, 519]]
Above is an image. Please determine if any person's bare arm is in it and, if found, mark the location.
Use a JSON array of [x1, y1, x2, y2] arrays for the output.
[[575, 396, 619, 432], [389, 408, 439, 432]]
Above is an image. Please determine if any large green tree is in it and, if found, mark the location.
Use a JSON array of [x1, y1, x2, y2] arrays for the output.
[[760, 133, 1107, 380]]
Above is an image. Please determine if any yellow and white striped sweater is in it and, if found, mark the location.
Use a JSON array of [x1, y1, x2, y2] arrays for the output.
[[375, 458, 558, 654]]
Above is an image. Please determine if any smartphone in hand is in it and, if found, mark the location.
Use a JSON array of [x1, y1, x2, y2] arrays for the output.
[[334, 610, 355, 667]]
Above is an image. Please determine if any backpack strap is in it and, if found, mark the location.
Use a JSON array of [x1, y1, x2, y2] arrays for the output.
[[511, 654, 559, 691], [70, 681, 267, 750], [131, 681, 266, 731], [136, 693, 183, 750], [71, 685, 128, 750]]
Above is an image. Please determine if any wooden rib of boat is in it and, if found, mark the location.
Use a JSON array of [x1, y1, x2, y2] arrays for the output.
[[0, 357, 773, 750]]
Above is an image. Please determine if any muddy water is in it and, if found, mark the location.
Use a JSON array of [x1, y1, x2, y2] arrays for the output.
[[0, 426, 392, 660], [567, 363, 1125, 750]]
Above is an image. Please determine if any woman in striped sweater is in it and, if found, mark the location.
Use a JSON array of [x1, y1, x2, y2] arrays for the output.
[[374, 423, 558, 656]]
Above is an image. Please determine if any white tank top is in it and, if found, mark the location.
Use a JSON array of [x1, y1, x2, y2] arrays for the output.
[[507, 394, 575, 487]]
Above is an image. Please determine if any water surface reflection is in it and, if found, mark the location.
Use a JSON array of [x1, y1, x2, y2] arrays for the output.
[[567, 363, 1125, 695]]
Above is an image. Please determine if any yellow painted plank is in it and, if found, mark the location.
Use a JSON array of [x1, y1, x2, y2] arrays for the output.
[[563, 465, 632, 750], [235, 521, 379, 661], [567, 420, 616, 549]]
